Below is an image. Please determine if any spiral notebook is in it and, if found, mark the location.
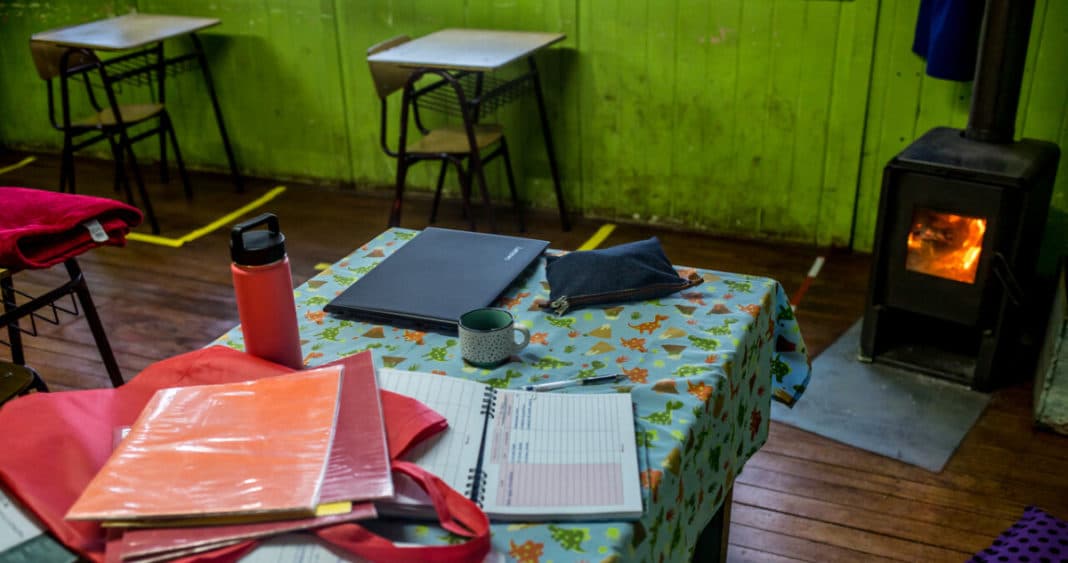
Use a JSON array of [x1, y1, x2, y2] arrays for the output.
[[376, 368, 644, 521]]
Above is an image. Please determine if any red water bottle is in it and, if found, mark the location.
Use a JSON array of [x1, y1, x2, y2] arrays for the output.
[[230, 213, 303, 369]]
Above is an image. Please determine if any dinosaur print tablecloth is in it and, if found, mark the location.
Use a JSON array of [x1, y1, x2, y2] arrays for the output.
[[217, 228, 810, 562]]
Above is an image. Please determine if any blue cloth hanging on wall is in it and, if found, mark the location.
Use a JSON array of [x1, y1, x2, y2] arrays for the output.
[[913, 0, 986, 81]]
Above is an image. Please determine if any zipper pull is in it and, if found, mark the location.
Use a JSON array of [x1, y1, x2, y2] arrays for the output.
[[548, 296, 570, 316]]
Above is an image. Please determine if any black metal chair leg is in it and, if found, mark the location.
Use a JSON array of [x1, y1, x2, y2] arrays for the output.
[[470, 155, 497, 233], [499, 139, 524, 232], [59, 136, 79, 195], [164, 112, 193, 201], [58, 157, 67, 194], [58, 152, 68, 194], [64, 259, 123, 387], [107, 135, 130, 200], [527, 56, 570, 231], [114, 149, 138, 208], [122, 143, 160, 234], [156, 40, 169, 185], [158, 124, 169, 184], [1, 275, 26, 365], [112, 153, 123, 195], [452, 159, 476, 231], [430, 160, 448, 224], [389, 160, 409, 227], [158, 126, 169, 186], [190, 33, 242, 193]]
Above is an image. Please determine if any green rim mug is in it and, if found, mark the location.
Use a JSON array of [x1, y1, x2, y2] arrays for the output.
[[458, 308, 530, 368]]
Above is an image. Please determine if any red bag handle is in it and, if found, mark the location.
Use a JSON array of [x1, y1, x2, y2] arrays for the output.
[[315, 461, 491, 563]]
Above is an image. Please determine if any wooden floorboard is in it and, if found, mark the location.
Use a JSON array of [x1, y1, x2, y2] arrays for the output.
[[3, 151, 1067, 562]]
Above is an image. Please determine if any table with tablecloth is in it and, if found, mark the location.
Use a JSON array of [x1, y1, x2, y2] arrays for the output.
[[216, 228, 810, 562]]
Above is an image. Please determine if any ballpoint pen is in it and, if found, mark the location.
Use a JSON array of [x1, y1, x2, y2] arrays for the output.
[[523, 373, 624, 392]]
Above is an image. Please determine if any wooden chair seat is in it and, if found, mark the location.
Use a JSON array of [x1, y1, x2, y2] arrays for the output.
[[408, 124, 503, 155], [71, 103, 165, 128]]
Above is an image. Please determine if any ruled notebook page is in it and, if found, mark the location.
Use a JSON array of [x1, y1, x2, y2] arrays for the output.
[[376, 368, 489, 507], [480, 390, 643, 520]]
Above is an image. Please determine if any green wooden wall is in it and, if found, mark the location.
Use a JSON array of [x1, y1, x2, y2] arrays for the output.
[[1, 0, 1065, 258]]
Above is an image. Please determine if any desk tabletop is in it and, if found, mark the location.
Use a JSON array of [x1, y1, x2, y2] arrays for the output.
[[217, 228, 811, 561], [31, 13, 219, 51], [366, 28, 565, 72]]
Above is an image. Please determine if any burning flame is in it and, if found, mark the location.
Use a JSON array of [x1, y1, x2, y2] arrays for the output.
[[906, 210, 987, 284]]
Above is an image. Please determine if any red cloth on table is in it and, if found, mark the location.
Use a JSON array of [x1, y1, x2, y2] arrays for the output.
[[0, 346, 486, 563], [0, 187, 142, 270]]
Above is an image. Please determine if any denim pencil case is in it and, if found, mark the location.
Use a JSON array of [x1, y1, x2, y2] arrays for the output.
[[540, 237, 702, 315]]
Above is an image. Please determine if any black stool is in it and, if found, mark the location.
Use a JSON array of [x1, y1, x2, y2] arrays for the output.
[[0, 361, 47, 405]]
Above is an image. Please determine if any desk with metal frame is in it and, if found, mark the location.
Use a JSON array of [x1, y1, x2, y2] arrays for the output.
[[368, 29, 571, 231], [32, 13, 243, 193]]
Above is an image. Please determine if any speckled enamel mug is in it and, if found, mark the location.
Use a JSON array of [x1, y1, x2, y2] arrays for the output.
[[458, 308, 530, 368]]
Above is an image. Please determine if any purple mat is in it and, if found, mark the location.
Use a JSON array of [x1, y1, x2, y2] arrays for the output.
[[968, 506, 1068, 563]]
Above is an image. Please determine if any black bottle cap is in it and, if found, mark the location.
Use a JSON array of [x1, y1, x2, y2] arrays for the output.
[[230, 213, 286, 266]]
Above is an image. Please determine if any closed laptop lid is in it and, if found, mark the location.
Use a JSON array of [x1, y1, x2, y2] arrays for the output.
[[325, 228, 548, 332]]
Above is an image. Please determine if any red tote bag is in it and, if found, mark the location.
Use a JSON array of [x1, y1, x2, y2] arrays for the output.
[[0, 346, 490, 563]]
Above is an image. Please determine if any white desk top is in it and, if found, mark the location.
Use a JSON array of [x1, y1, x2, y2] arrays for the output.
[[366, 29, 565, 72], [31, 13, 219, 51]]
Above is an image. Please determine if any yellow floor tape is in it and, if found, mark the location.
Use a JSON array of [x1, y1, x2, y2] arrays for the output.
[[127, 186, 287, 248], [0, 156, 37, 176], [576, 224, 616, 250]]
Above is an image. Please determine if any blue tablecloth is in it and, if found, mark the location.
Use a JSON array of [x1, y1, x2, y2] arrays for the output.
[[217, 228, 810, 561]]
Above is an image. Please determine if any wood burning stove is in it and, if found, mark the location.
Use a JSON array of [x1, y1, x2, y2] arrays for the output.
[[860, 0, 1060, 390]]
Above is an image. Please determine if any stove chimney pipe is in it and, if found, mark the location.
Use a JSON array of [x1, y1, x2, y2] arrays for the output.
[[965, 0, 1037, 143]]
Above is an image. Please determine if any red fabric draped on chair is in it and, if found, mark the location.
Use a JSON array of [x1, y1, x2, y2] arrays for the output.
[[0, 186, 141, 270], [0, 187, 142, 390]]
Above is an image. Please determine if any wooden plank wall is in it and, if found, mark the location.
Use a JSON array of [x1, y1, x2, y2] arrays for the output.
[[0, 0, 1066, 253], [0, 2, 137, 147], [576, 0, 876, 246]]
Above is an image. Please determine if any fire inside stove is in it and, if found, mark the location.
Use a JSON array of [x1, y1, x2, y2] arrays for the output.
[[905, 208, 988, 284]]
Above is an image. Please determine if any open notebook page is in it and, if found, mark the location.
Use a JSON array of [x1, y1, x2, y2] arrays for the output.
[[480, 390, 643, 520], [376, 368, 489, 508]]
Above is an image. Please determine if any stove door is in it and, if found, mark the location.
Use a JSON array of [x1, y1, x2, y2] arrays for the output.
[[881, 171, 1006, 326]]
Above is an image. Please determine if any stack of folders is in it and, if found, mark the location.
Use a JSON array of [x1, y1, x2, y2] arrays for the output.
[[65, 352, 394, 563]]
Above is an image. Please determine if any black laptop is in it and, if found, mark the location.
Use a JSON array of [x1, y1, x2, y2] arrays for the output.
[[325, 227, 549, 332]]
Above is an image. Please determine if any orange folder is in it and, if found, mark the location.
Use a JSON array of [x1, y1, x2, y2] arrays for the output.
[[66, 366, 343, 522]]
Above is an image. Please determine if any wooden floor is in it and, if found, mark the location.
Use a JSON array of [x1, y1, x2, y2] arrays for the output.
[[2, 152, 1066, 562]]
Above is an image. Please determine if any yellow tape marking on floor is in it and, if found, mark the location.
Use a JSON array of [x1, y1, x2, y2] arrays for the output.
[[0, 156, 36, 175], [577, 224, 616, 250], [127, 186, 287, 248], [125, 232, 186, 247]]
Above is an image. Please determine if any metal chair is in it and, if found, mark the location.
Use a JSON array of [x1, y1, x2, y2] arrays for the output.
[[1, 260, 123, 389], [367, 36, 523, 232], [29, 39, 192, 235]]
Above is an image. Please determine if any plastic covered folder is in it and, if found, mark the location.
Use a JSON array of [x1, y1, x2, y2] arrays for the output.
[[66, 367, 343, 522]]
